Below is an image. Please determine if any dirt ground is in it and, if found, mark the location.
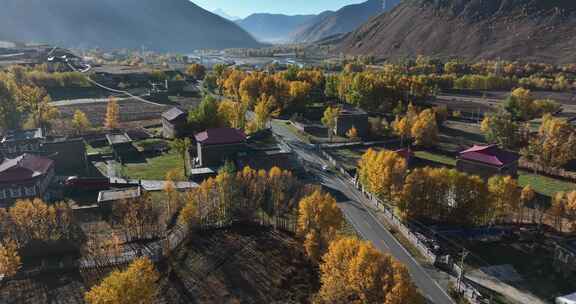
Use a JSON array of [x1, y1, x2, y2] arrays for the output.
[[0, 225, 318, 304]]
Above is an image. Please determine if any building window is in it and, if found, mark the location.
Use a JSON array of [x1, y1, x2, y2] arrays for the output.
[[25, 186, 36, 196], [10, 188, 21, 198], [0, 189, 6, 200]]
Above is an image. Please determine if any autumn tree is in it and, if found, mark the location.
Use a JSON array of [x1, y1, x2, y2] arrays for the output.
[[316, 238, 423, 304], [0, 75, 23, 131], [164, 169, 182, 223], [217, 99, 246, 129], [85, 257, 160, 304], [104, 96, 120, 129], [185, 63, 206, 80], [411, 109, 438, 147], [321, 106, 340, 140], [170, 137, 191, 177], [487, 175, 521, 223], [112, 193, 163, 240], [392, 103, 418, 146], [72, 110, 91, 134], [358, 149, 407, 201], [0, 239, 21, 278], [399, 167, 490, 225], [481, 109, 519, 149], [297, 190, 344, 261], [289, 80, 312, 110], [18, 85, 59, 131], [524, 114, 576, 169], [253, 94, 278, 130], [519, 185, 535, 223], [551, 191, 576, 232]]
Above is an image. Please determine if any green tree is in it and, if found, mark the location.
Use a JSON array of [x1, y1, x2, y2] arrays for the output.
[[481, 109, 519, 149], [189, 95, 220, 129], [321, 106, 341, 140]]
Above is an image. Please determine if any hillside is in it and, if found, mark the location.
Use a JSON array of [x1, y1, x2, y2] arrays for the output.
[[237, 13, 317, 43], [0, 0, 262, 51], [290, 0, 401, 43], [338, 0, 576, 63]]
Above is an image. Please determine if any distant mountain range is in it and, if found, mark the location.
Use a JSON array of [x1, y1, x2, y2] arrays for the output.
[[338, 0, 576, 63], [236, 14, 317, 43], [289, 0, 401, 43], [0, 0, 262, 51], [235, 0, 401, 44]]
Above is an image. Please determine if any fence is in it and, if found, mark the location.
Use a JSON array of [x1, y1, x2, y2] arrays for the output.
[[318, 146, 490, 304]]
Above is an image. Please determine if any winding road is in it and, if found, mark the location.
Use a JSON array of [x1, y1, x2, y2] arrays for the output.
[[271, 119, 455, 304]]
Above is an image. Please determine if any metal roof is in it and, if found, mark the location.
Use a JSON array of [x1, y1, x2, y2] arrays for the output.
[[195, 128, 246, 146]]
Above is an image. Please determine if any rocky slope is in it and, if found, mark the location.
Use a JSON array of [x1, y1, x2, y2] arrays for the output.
[[290, 0, 401, 43], [338, 0, 576, 63], [0, 0, 262, 51]]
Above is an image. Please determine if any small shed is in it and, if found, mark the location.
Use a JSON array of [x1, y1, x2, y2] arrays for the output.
[[106, 133, 137, 163], [97, 187, 142, 214], [192, 128, 247, 168], [161, 107, 188, 139]]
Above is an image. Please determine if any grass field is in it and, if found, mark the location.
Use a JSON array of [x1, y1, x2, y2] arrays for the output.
[[121, 151, 185, 180]]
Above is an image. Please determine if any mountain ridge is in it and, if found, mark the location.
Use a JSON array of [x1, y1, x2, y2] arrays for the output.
[[337, 0, 576, 63], [0, 0, 262, 51], [290, 0, 401, 43], [236, 13, 317, 43]]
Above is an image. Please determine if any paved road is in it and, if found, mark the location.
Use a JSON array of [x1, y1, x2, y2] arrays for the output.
[[271, 120, 455, 304]]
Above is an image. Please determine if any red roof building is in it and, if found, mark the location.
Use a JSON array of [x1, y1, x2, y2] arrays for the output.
[[0, 154, 55, 206], [457, 145, 519, 179], [194, 128, 246, 146]]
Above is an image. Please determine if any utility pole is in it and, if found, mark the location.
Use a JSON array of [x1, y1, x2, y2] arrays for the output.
[[457, 249, 469, 294]]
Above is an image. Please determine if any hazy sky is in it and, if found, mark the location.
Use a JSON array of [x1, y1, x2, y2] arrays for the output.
[[193, 0, 365, 18]]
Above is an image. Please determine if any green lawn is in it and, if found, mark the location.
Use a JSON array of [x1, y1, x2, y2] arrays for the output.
[[414, 151, 575, 196], [121, 151, 186, 180], [518, 172, 576, 197], [414, 151, 457, 166]]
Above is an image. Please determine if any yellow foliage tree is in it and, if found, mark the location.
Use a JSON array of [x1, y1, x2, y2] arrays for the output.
[[316, 238, 423, 304], [297, 190, 344, 262], [358, 149, 407, 201], [185, 63, 206, 80], [526, 114, 576, 168], [72, 110, 91, 134], [0, 239, 21, 278], [253, 94, 278, 130], [411, 109, 438, 147], [487, 175, 521, 223], [321, 106, 341, 140], [104, 96, 120, 129], [84, 257, 160, 304]]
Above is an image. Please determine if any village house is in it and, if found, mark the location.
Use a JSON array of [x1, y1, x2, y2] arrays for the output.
[[161, 107, 189, 139], [191, 128, 247, 168], [334, 106, 369, 138], [0, 128, 45, 157], [0, 153, 55, 207], [106, 133, 138, 163], [456, 144, 519, 179]]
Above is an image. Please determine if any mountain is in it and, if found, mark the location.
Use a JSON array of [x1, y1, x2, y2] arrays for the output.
[[0, 0, 262, 52], [213, 8, 241, 21], [290, 0, 401, 43], [338, 0, 576, 63], [236, 13, 317, 43]]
